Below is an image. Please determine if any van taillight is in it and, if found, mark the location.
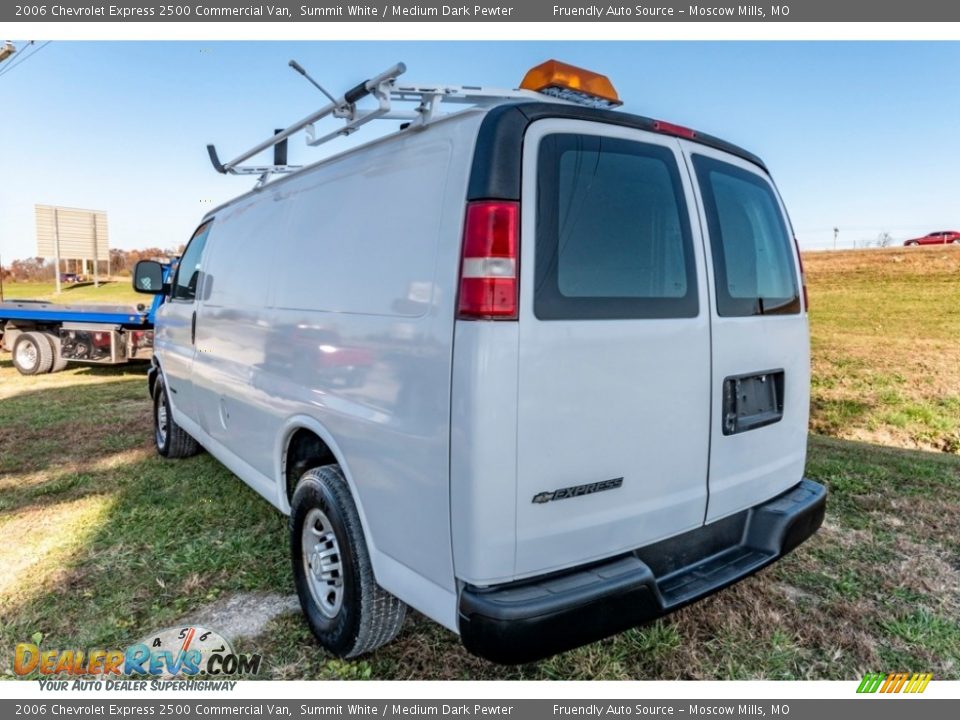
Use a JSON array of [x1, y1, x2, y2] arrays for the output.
[[793, 236, 809, 311], [457, 200, 519, 320]]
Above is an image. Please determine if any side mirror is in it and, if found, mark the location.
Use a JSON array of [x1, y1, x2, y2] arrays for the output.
[[132, 260, 166, 295]]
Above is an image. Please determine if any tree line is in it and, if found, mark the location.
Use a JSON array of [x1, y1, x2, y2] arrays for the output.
[[1, 247, 182, 283]]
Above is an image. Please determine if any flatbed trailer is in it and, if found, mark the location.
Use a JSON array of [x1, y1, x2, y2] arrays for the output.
[[0, 268, 170, 376]]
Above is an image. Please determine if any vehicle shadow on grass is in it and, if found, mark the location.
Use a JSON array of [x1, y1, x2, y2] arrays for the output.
[[59, 281, 125, 293], [2, 371, 959, 680], [0, 447, 294, 678], [256, 435, 960, 680], [0, 356, 149, 378], [0, 364, 152, 480], [72, 363, 150, 378]]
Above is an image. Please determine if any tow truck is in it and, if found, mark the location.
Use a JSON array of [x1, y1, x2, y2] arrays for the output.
[[0, 264, 172, 375]]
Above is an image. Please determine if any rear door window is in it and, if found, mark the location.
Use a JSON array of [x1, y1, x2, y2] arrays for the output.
[[534, 133, 698, 320], [693, 155, 800, 317]]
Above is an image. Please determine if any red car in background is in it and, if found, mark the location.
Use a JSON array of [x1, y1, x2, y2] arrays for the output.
[[904, 230, 960, 246]]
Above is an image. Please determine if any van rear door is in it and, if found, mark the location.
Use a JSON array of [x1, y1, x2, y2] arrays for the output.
[[513, 120, 712, 578], [682, 142, 809, 522]]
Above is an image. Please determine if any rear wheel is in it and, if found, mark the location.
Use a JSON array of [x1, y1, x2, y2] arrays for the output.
[[153, 375, 200, 458], [905, 241, 919, 246], [290, 465, 406, 658], [12, 332, 54, 375], [42, 332, 70, 373]]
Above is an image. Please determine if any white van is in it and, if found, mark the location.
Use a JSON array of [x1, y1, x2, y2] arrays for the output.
[[134, 60, 825, 664]]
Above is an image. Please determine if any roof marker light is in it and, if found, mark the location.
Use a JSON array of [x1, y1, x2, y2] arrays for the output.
[[520, 60, 622, 109], [652, 120, 698, 139]]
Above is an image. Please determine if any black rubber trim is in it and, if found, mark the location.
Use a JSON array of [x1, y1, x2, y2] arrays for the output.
[[206, 144, 225, 174], [147, 362, 159, 399], [458, 478, 825, 664], [273, 129, 288, 167], [343, 81, 370, 105], [466, 102, 768, 202]]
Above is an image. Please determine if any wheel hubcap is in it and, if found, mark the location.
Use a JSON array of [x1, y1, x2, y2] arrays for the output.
[[15, 342, 37, 370], [302, 507, 344, 618], [156, 392, 168, 446]]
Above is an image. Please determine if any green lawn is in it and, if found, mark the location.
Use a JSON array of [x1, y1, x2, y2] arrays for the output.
[[805, 245, 960, 453], [1, 279, 141, 306], [1, 247, 958, 679]]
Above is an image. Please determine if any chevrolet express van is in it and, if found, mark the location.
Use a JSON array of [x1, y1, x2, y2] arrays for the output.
[[134, 61, 825, 664]]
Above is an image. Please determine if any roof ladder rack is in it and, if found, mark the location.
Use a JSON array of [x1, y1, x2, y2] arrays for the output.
[[206, 60, 548, 187]]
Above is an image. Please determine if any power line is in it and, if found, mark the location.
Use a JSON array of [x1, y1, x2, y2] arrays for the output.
[[0, 44, 32, 75], [0, 41, 51, 80], [0, 41, 41, 74], [0, 41, 50, 78], [0, 41, 39, 77]]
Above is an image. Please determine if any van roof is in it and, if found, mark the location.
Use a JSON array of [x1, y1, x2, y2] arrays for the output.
[[466, 101, 767, 202], [203, 98, 767, 220]]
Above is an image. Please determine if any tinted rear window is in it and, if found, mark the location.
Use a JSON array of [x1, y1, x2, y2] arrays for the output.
[[534, 134, 698, 320], [693, 155, 800, 317]]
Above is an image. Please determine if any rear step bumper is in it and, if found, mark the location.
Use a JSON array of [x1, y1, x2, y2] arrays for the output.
[[458, 478, 826, 664]]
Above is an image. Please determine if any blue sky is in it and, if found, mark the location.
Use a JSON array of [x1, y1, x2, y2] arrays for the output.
[[2, 41, 959, 261]]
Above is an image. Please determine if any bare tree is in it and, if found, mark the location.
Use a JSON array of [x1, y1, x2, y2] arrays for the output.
[[109, 248, 129, 275], [9, 257, 55, 282], [876, 231, 894, 248]]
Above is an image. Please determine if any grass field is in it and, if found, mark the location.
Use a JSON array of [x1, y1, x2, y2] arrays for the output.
[[806, 246, 960, 454], [1, 279, 141, 306], [1, 247, 958, 680]]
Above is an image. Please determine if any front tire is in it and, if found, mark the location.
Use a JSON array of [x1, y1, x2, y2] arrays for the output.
[[290, 465, 406, 658], [12, 332, 54, 375], [153, 375, 200, 458]]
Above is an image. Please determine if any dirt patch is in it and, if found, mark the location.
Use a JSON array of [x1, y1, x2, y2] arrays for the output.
[[775, 582, 820, 605], [890, 537, 960, 613], [183, 591, 300, 644]]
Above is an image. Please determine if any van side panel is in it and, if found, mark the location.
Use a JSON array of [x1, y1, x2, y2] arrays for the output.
[[449, 322, 520, 585], [192, 112, 485, 624], [266, 126, 472, 597]]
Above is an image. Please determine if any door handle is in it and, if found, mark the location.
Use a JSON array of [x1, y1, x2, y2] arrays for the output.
[[191, 310, 197, 345]]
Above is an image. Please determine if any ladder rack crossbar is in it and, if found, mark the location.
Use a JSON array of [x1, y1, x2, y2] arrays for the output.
[[205, 62, 573, 185], [211, 62, 407, 174], [229, 165, 303, 176]]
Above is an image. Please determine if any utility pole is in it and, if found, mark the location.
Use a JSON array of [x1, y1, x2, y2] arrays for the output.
[[53, 207, 62, 294], [91, 213, 100, 288]]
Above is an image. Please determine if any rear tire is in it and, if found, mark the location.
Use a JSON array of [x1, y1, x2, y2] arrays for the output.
[[153, 375, 200, 458], [290, 465, 406, 658], [42, 332, 70, 373], [12, 332, 54, 375], [905, 241, 919, 246]]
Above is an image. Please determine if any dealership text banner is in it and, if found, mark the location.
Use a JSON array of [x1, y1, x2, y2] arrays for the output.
[[6, 1, 960, 22], [1, 701, 958, 719]]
